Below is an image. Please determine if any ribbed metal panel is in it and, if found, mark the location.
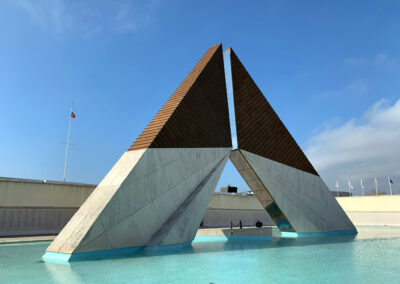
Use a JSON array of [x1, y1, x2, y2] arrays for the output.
[[230, 49, 319, 176], [129, 44, 231, 150]]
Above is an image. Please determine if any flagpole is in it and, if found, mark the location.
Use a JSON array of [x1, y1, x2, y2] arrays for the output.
[[348, 180, 351, 197], [63, 103, 73, 182], [375, 177, 378, 195], [336, 180, 339, 197], [388, 177, 393, 195], [360, 179, 364, 196]]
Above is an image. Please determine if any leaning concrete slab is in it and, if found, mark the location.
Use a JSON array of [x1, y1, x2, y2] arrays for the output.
[[231, 149, 355, 233]]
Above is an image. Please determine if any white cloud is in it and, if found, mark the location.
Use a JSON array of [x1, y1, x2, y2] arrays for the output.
[[11, 0, 69, 33], [344, 57, 367, 67], [8, 0, 159, 35], [373, 53, 396, 70], [305, 99, 400, 191], [346, 78, 369, 94], [114, 1, 152, 33], [344, 53, 396, 70], [320, 78, 369, 100]]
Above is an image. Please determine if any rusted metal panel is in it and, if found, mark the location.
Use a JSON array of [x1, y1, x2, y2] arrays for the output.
[[230, 49, 319, 176], [129, 44, 231, 150]]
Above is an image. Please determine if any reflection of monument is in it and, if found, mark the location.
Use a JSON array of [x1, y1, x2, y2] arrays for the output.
[[43, 44, 356, 263]]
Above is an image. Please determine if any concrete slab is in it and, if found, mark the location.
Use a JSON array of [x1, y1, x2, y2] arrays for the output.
[[240, 149, 356, 233]]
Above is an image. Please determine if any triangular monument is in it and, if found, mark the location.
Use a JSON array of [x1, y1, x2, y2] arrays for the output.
[[43, 44, 356, 263]]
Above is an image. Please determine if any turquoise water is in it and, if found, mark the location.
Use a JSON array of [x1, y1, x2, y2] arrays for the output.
[[1, 226, 400, 283]]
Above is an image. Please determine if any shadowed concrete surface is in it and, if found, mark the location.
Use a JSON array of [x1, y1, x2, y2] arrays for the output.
[[231, 150, 355, 232]]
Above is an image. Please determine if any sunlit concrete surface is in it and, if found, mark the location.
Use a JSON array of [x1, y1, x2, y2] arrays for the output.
[[45, 148, 230, 255]]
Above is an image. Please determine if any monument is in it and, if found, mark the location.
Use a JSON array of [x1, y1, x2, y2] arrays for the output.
[[43, 44, 356, 263]]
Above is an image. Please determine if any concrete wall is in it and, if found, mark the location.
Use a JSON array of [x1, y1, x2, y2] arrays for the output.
[[0, 177, 95, 207], [337, 196, 400, 226], [337, 195, 400, 211], [0, 177, 95, 236], [208, 193, 264, 210], [204, 193, 273, 227], [1, 177, 400, 237]]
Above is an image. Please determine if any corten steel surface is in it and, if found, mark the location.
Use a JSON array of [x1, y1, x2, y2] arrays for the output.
[[129, 44, 231, 150], [229, 49, 319, 176]]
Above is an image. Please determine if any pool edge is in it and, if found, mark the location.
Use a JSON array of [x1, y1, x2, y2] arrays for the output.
[[280, 229, 358, 238], [42, 245, 145, 265]]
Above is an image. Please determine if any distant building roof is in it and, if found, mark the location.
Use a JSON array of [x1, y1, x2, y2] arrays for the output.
[[0, 176, 96, 187]]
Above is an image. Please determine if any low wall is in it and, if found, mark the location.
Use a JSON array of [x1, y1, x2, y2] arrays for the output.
[[203, 193, 273, 227], [1, 177, 400, 237], [337, 196, 400, 226], [0, 177, 95, 207], [0, 177, 95, 236], [337, 195, 400, 211]]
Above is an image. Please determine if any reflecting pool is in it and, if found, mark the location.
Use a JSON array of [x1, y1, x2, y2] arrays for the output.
[[1, 226, 400, 283]]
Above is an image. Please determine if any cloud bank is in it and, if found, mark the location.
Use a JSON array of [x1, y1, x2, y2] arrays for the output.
[[306, 99, 400, 192]]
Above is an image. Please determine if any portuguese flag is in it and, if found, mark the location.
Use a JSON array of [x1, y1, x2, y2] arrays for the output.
[[71, 111, 76, 119]]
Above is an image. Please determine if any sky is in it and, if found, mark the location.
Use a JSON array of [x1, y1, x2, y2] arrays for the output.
[[1, 0, 400, 195]]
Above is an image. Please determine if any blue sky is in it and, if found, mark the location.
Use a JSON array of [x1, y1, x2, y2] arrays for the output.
[[1, 0, 400, 195]]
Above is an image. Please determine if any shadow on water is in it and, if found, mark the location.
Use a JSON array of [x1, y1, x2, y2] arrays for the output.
[[150, 234, 358, 256], [61, 234, 358, 266]]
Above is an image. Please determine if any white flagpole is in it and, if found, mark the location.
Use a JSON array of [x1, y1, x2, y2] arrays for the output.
[[347, 180, 351, 197], [374, 177, 378, 195], [360, 179, 364, 196], [63, 103, 73, 182], [388, 177, 393, 195], [336, 180, 339, 197]]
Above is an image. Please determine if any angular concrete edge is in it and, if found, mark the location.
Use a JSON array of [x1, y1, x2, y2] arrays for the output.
[[45, 149, 146, 254], [231, 149, 357, 233]]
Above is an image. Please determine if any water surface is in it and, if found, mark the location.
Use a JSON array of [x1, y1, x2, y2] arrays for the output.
[[1, 226, 400, 283]]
